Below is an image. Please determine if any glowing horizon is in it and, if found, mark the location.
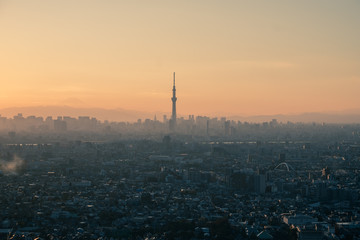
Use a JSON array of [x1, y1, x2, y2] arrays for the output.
[[1, 1, 359, 117]]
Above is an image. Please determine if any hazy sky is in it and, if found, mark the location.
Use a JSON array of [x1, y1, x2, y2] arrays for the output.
[[1, 1, 359, 116]]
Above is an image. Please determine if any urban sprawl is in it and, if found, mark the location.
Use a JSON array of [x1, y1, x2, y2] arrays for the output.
[[0, 114, 360, 239]]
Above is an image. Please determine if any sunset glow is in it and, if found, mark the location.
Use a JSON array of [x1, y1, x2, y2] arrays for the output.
[[1, 1, 359, 117]]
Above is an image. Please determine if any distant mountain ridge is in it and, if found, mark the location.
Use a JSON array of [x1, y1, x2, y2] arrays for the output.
[[1, 106, 360, 123]]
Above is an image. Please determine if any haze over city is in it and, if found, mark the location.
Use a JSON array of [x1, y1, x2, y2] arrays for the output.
[[1, 1, 359, 120], [2, 2, 360, 239]]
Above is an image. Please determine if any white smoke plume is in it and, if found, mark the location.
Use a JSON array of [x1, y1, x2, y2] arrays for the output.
[[0, 155, 24, 175]]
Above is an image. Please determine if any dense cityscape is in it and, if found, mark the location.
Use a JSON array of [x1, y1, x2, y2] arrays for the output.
[[1, 112, 360, 239]]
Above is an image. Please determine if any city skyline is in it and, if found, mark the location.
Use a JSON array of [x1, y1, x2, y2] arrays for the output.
[[1, 1, 360, 118]]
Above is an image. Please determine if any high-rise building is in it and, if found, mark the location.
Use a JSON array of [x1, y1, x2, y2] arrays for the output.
[[254, 174, 266, 194], [206, 120, 209, 136], [224, 120, 231, 136], [169, 72, 177, 131], [54, 117, 67, 132]]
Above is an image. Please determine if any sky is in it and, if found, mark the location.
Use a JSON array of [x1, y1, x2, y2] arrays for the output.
[[0, 0, 359, 117]]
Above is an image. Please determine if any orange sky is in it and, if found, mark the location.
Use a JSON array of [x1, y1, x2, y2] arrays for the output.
[[0, 1, 359, 117]]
